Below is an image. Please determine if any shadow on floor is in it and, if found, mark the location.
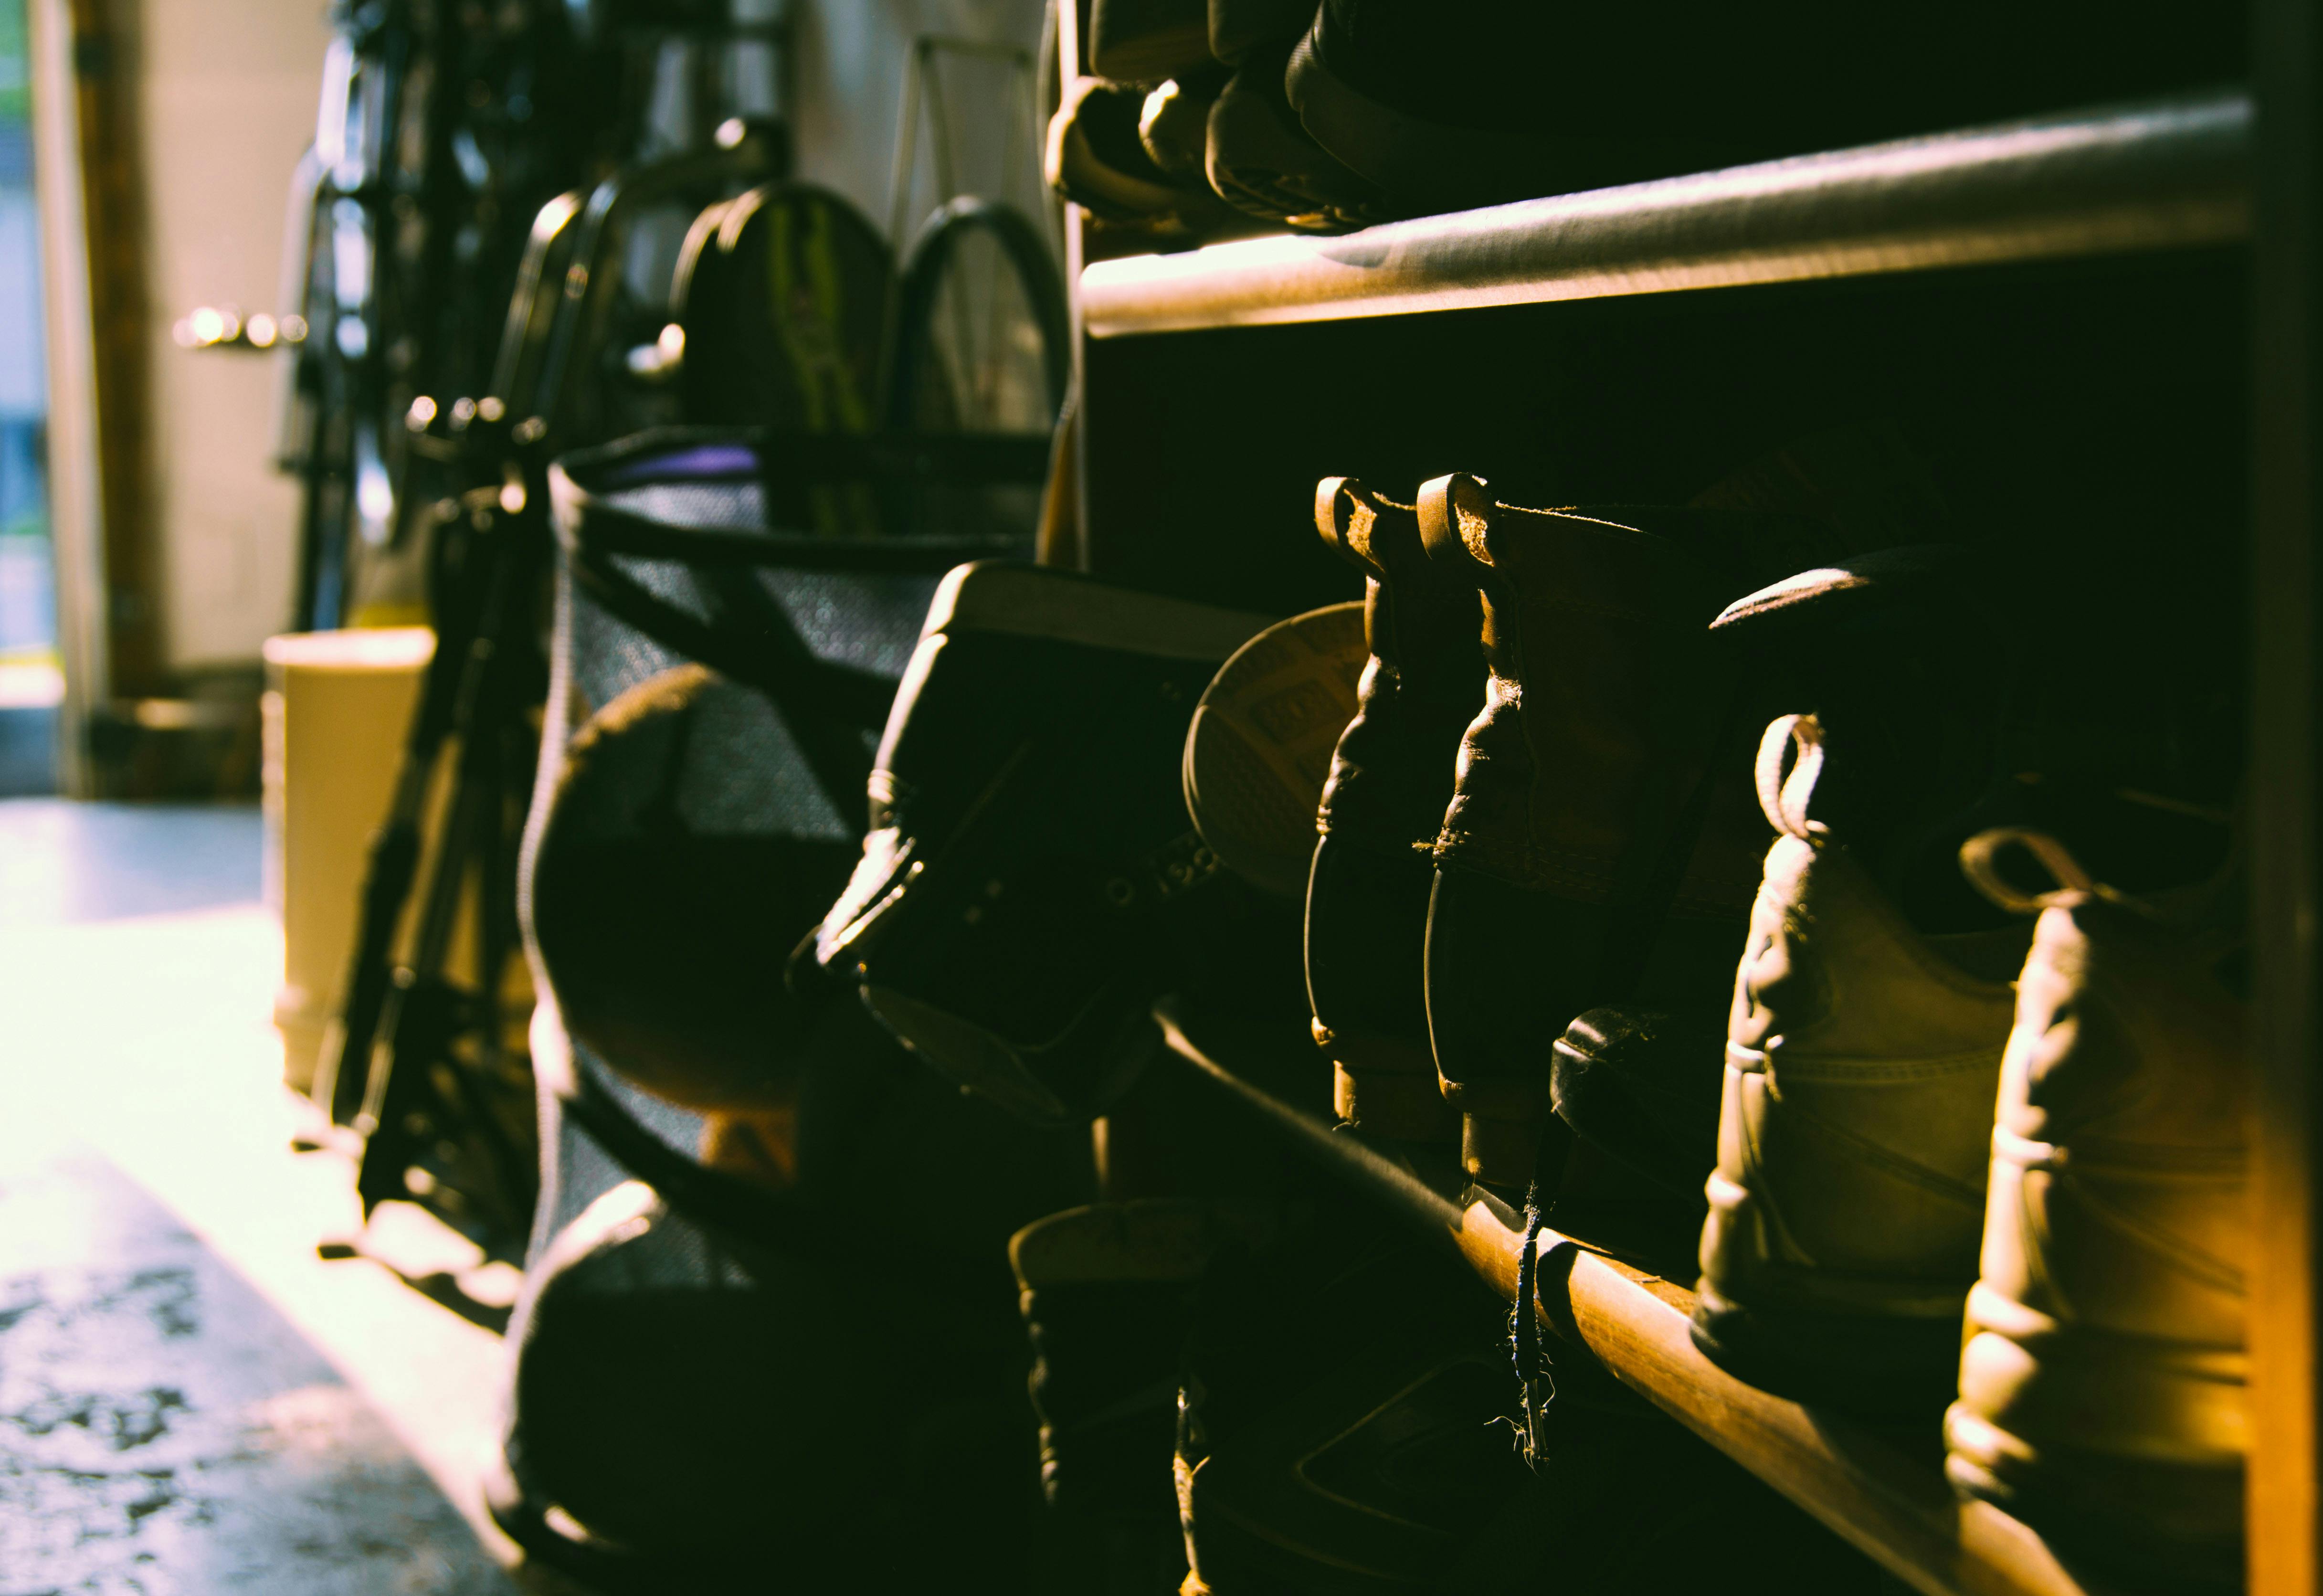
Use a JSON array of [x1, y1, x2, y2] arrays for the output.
[[0, 1145, 517, 1594], [0, 798, 260, 923]]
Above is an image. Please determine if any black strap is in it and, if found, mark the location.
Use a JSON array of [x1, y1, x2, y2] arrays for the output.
[[699, 565, 879, 815], [565, 545, 898, 733]]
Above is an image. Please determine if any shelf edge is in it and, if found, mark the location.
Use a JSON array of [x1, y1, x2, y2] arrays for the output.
[[1085, 93, 2250, 338], [1156, 1003, 2103, 1596]]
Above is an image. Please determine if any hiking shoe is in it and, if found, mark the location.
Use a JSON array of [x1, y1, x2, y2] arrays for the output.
[[1944, 831, 2248, 1585], [1205, 36, 1387, 232], [1183, 601, 1366, 900], [810, 562, 1281, 1125], [1418, 475, 1834, 1189], [1305, 478, 1481, 1141], [1691, 714, 2032, 1410]]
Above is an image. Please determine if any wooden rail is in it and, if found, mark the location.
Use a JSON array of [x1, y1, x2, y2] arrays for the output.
[[1154, 1001, 2101, 1596], [1082, 93, 2249, 338]]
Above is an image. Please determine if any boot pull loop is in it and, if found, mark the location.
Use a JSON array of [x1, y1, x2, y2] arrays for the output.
[[1754, 714, 1829, 841], [1316, 476, 1363, 556], [1958, 827, 2101, 915], [1418, 473, 1493, 571]]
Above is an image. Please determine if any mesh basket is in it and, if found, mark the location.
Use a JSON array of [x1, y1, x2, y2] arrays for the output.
[[519, 424, 1041, 1259]]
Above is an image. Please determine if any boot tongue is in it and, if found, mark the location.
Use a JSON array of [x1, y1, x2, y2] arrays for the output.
[[1705, 543, 1984, 643], [1702, 545, 2022, 932]]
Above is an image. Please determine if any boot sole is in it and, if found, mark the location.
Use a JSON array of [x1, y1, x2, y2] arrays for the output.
[[1284, 24, 1740, 212], [1943, 1413, 2243, 1591], [483, 1453, 676, 1593]]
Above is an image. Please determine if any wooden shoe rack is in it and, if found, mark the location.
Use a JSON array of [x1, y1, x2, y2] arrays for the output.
[[1057, 6, 2321, 1596]]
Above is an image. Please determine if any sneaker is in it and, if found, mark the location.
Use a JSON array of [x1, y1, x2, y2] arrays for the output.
[[1944, 830, 2247, 1585], [809, 562, 1283, 1125], [1183, 600, 1367, 900], [1305, 478, 1480, 1141], [1418, 474, 1835, 1189], [1691, 713, 2032, 1410]]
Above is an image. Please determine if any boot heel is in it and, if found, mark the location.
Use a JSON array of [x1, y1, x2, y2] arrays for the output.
[[1317, 1022, 1457, 1141]]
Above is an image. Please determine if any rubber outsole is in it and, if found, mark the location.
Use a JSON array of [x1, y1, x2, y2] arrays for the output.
[[1945, 1441, 2243, 1593]]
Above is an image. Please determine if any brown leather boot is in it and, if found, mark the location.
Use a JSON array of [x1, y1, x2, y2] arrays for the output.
[[1304, 478, 1484, 1142], [1418, 474, 1833, 1188], [1694, 716, 2030, 1409], [1945, 830, 2248, 1585]]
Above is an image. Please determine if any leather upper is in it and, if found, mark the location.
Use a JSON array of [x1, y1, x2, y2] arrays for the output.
[[1312, 478, 1485, 855], [1954, 886, 2250, 1464], [1700, 716, 2026, 1318]]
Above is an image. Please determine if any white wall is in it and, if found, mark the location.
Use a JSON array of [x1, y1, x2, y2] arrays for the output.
[[125, 0, 1043, 671], [137, 0, 327, 671], [791, 0, 1048, 243]]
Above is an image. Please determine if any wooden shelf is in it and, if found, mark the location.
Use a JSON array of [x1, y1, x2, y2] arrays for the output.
[[1154, 1000, 2102, 1596], [1080, 92, 2248, 338]]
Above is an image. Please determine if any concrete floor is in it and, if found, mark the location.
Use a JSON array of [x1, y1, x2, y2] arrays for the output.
[[0, 800, 551, 1593]]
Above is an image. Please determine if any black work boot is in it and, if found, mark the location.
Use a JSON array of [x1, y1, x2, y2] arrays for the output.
[[811, 562, 1282, 1126], [1012, 1202, 1233, 1591], [1418, 475, 1837, 1190], [1287, 0, 2244, 222], [1304, 478, 1483, 1142], [1208, 0, 1316, 66]]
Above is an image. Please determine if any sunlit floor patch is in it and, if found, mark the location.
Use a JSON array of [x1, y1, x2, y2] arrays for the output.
[[0, 802, 554, 1591], [0, 1147, 514, 1595]]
